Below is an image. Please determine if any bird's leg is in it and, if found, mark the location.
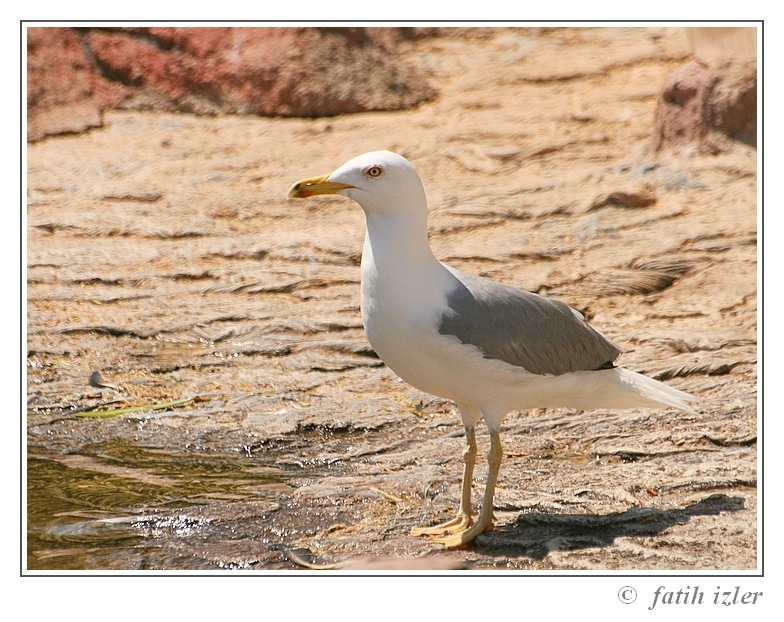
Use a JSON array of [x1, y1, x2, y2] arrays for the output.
[[457, 425, 478, 523], [435, 427, 502, 548], [411, 425, 476, 536]]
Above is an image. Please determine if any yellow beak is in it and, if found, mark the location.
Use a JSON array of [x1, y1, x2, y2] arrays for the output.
[[287, 174, 354, 199]]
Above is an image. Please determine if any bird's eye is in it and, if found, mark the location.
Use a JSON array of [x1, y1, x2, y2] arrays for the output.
[[364, 165, 383, 178]]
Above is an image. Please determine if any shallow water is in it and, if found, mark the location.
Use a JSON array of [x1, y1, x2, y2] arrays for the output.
[[26, 441, 303, 571]]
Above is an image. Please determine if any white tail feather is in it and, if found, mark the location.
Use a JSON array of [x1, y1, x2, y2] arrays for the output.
[[613, 367, 698, 415]]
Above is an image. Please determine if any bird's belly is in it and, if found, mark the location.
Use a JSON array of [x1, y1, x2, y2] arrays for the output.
[[364, 309, 531, 407], [363, 307, 681, 418], [359, 272, 533, 410]]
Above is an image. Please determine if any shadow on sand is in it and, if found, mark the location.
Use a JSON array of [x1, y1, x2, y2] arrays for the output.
[[476, 493, 747, 559]]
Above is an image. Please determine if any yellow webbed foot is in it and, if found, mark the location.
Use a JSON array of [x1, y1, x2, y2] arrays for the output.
[[433, 515, 494, 548], [411, 513, 472, 537]]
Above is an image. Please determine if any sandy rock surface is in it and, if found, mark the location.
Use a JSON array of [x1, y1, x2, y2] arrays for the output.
[[26, 27, 757, 571]]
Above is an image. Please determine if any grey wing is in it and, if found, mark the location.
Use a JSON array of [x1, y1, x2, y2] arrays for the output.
[[439, 272, 621, 376]]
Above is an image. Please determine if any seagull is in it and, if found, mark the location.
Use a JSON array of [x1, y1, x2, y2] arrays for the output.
[[287, 150, 697, 547]]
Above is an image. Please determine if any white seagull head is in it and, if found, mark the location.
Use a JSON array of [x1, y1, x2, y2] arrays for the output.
[[288, 150, 427, 218]]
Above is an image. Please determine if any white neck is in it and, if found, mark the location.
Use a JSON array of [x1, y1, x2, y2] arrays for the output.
[[362, 210, 436, 275], [359, 210, 457, 325]]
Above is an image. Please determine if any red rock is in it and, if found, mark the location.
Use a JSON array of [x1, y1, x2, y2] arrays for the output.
[[26, 27, 130, 141], [651, 57, 756, 154], [26, 27, 436, 140]]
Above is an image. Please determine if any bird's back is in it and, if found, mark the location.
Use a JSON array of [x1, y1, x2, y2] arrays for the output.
[[439, 269, 621, 376]]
